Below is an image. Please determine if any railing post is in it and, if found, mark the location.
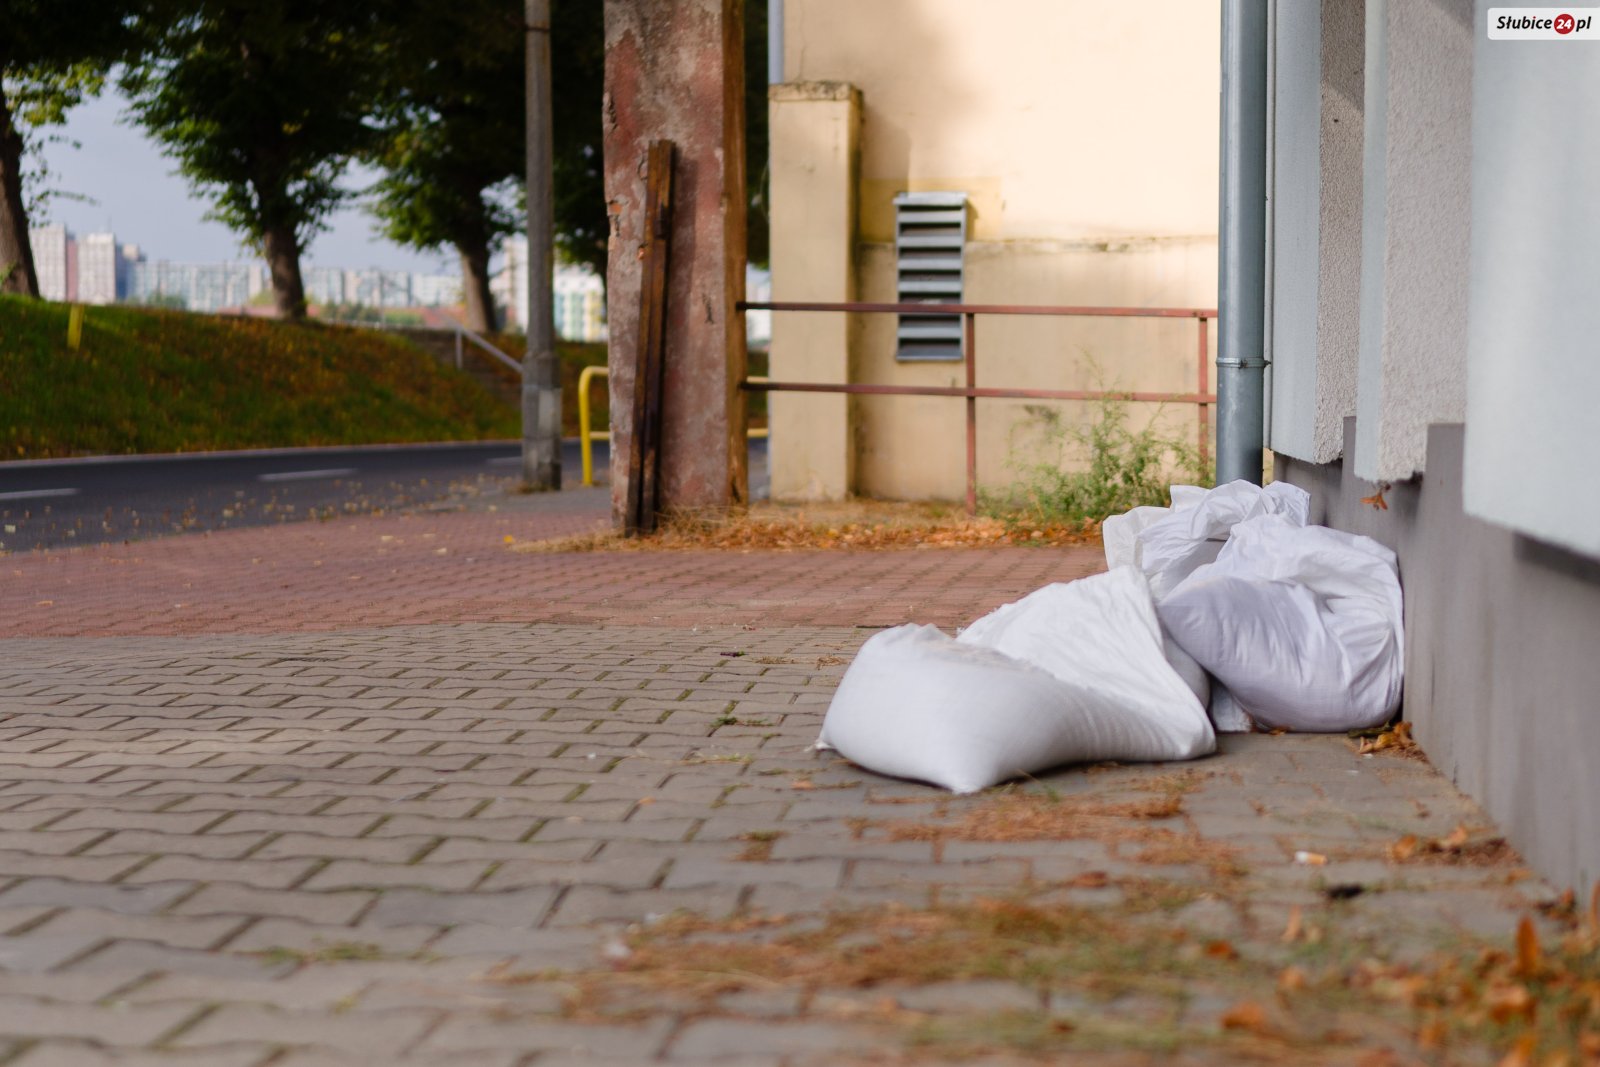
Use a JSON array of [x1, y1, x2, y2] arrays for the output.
[[1197, 315, 1210, 470], [454, 329, 463, 370], [964, 311, 977, 516]]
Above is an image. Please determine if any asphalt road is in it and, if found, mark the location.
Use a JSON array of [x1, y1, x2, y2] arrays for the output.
[[0, 440, 772, 553]]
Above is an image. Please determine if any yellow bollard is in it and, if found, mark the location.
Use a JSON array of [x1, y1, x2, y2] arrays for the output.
[[577, 365, 608, 487], [66, 305, 85, 350]]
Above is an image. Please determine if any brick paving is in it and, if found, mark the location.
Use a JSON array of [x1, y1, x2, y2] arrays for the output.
[[0, 490, 1568, 1064]]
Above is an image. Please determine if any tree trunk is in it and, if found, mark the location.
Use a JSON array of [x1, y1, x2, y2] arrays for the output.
[[458, 237, 495, 333], [260, 222, 306, 319], [0, 82, 39, 297]]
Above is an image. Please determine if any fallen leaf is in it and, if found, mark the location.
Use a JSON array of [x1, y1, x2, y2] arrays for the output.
[[1067, 871, 1111, 889], [1388, 835, 1421, 862], [1277, 965, 1308, 993], [1416, 1014, 1446, 1049], [1220, 1000, 1270, 1033], [502, 535, 515, 544], [1204, 940, 1238, 960], [1515, 915, 1541, 977], [1497, 1032, 1537, 1067], [1487, 982, 1536, 1025], [790, 779, 815, 791], [1282, 905, 1304, 943]]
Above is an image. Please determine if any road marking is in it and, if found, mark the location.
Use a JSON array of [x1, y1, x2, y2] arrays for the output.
[[257, 468, 357, 483], [0, 488, 79, 502]]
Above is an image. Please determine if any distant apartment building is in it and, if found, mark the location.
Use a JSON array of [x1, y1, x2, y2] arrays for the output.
[[28, 226, 147, 304], [410, 272, 462, 308], [493, 237, 608, 342], [77, 233, 119, 305], [29, 224, 71, 302], [304, 267, 346, 307], [125, 261, 268, 313]]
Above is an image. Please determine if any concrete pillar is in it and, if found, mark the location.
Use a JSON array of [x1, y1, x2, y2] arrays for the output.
[[604, 0, 749, 524], [1353, 0, 1471, 484], [1268, 0, 1365, 465], [768, 81, 859, 501]]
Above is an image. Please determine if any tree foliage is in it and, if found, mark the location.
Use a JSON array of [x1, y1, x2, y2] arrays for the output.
[[0, 0, 139, 295], [367, 0, 524, 331], [549, 1, 771, 278], [120, 1, 391, 317]]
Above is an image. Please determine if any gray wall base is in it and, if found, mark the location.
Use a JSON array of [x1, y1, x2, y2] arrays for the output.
[[1278, 417, 1600, 894]]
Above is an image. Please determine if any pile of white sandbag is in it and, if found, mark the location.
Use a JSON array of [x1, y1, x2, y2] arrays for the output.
[[817, 480, 1405, 793]]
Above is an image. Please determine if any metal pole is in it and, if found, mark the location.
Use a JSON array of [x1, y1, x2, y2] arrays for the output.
[[523, 0, 562, 490], [964, 312, 977, 515], [1217, 0, 1269, 485], [768, 0, 784, 83]]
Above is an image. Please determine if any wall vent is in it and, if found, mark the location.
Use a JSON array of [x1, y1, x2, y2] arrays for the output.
[[893, 191, 967, 361]]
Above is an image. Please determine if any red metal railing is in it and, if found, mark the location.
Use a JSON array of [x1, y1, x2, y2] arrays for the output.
[[738, 301, 1217, 513]]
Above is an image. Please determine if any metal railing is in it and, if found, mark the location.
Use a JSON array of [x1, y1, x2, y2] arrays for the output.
[[452, 324, 523, 375], [577, 365, 770, 487], [738, 300, 1217, 513]]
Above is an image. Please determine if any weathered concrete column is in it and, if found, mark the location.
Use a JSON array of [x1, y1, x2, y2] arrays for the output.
[[604, 0, 749, 524], [768, 82, 859, 501]]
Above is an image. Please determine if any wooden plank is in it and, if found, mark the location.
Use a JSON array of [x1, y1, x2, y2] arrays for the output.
[[625, 140, 675, 535]]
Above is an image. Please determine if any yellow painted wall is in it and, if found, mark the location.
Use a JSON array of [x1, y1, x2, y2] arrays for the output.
[[773, 0, 1222, 501]]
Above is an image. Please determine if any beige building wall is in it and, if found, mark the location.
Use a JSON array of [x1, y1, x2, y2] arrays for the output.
[[770, 0, 1222, 501]]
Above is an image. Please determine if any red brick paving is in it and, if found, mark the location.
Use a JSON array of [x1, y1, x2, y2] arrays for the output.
[[1, 496, 1105, 638]]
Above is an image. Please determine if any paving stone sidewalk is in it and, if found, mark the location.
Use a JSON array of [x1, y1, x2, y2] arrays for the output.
[[0, 498, 1572, 1065]]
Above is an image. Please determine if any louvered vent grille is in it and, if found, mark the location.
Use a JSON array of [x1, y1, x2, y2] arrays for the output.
[[894, 191, 967, 361]]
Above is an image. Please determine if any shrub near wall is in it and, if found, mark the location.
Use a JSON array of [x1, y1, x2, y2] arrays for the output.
[[0, 297, 519, 459]]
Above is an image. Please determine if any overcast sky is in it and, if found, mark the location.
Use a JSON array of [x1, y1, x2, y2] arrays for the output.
[[34, 87, 461, 275]]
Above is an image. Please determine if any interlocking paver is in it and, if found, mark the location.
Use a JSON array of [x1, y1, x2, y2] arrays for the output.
[[0, 503, 1569, 1063]]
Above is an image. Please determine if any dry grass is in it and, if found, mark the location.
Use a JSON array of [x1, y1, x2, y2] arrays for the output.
[[507, 499, 1101, 554]]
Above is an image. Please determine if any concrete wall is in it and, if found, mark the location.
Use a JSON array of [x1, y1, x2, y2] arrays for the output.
[[770, 0, 1221, 501], [1268, 0, 1365, 465], [1279, 421, 1600, 894], [1353, 0, 1472, 483], [768, 83, 858, 502], [1462, 1, 1600, 558]]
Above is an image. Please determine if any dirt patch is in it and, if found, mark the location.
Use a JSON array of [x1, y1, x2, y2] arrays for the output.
[[507, 500, 1101, 553]]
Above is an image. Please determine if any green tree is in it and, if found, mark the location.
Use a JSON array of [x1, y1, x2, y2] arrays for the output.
[[121, 2, 390, 318], [368, 0, 523, 333], [0, 1, 138, 296], [549, 0, 770, 279]]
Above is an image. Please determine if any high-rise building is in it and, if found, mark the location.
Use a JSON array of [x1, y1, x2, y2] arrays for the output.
[[304, 267, 346, 308], [116, 244, 145, 301], [78, 233, 119, 305], [552, 266, 607, 343], [411, 273, 462, 308], [29, 223, 71, 302]]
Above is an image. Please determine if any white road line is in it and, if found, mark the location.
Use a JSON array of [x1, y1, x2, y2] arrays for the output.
[[0, 488, 80, 502], [256, 468, 358, 483]]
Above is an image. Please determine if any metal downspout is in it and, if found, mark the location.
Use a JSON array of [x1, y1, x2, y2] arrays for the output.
[[769, 0, 783, 84], [1217, 0, 1269, 485]]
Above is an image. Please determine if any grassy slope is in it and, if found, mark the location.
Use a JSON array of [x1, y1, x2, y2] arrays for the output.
[[1, 297, 520, 459]]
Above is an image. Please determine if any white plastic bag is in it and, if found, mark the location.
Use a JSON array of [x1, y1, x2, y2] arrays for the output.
[[816, 568, 1215, 793], [1157, 515, 1403, 732]]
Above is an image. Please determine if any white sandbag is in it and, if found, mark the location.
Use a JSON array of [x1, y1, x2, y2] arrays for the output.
[[817, 568, 1215, 793], [1207, 683, 1254, 733], [1134, 480, 1312, 599], [1157, 515, 1403, 732], [1100, 484, 1210, 571]]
